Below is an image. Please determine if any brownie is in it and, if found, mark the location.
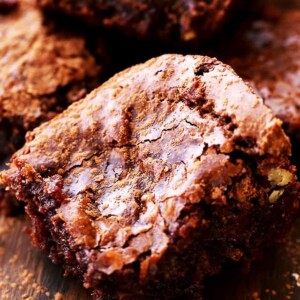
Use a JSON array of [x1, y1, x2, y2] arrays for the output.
[[0, 0, 18, 13], [274, 0, 300, 10], [223, 10, 300, 141], [0, 0, 102, 212], [1, 54, 298, 299], [38, 0, 242, 43]]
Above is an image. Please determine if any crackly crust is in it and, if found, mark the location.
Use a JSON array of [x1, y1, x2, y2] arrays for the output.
[[38, 0, 236, 42], [0, 0, 101, 152], [1, 54, 298, 299], [0, 0, 102, 213], [225, 10, 300, 140]]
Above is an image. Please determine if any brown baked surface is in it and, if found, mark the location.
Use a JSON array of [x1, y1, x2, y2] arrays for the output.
[[38, 0, 237, 42], [1, 54, 298, 299], [224, 9, 300, 140], [0, 0, 101, 157], [0, 0, 103, 213]]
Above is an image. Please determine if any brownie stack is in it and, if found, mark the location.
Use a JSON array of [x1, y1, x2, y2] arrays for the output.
[[0, 0, 299, 299]]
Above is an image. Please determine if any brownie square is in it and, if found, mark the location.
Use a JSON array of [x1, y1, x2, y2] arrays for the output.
[[1, 54, 298, 299]]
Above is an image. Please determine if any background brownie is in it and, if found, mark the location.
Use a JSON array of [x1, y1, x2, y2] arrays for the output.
[[222, 9, 300, 141], [0, 0, 19, 13], [0, 0, 103, 212], [38, 0, 249, 43], [274, 0, 300, 9], [0, 0, 101, 154], [1, 54, 298, 299]]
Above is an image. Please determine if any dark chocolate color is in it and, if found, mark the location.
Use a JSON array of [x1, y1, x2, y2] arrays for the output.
[[0, 0, 18, 14], [38, 0, 236, 42]]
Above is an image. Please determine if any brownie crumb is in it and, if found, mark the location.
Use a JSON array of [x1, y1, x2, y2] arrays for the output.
[[0, 255, 51, 299], [54, 292, 63, 300]]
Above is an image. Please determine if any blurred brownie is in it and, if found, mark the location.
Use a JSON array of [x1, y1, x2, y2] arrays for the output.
[[0, 0, 101, 152], [0, 0, 18, 13], [224, 10, 300, 140], [0, 0, 102, 212], [274, 0, 300, 9], [38, 0, 241, 42], [1, 54, 298, 299]]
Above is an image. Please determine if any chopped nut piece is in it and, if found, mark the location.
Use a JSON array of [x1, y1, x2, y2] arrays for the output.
[[268, 168, 294, 188], [269, 190, 284, 203]]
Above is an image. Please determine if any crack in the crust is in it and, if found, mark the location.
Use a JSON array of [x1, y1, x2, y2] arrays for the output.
[[91, 194, 163, 256], [63, 119, 189, 177], [118, 121, 184, 148], [184, 119, 198, 128], [62, 114, 205, 180], [127, 115, 204, 148], [63, 151, 106, 176]]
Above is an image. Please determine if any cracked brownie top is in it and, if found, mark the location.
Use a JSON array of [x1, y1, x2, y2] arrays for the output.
[[2, 55, 295, 287], [0, 0, 100, 139], [0, 0, 103, 214]]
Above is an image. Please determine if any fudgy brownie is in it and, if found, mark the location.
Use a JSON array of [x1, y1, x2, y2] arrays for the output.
[[0, 0, 102, 212], [224, 10, 300, 140], [1, 54, 298, 299], [38, 0, 239, 42], [0, 0, 101, 153]]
